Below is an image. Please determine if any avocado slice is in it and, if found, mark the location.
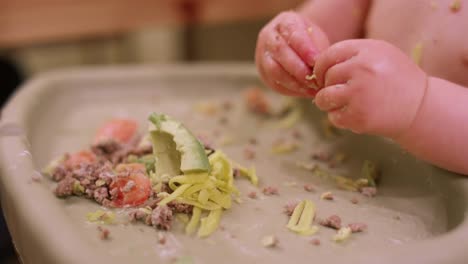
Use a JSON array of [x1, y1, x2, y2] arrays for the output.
[[149, 113, 211, 178]]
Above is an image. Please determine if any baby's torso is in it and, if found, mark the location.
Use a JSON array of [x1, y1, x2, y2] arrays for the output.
[[366, 0, 468, 86]]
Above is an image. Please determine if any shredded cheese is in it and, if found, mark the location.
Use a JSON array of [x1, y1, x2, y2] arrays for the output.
[[156, 150, 241, 237]]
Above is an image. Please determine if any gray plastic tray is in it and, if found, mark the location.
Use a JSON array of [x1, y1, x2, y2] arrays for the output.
[[0, 64, 467, 264]]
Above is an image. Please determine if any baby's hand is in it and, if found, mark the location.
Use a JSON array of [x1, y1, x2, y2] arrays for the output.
[[313, 39, 427, 138], [255, 11, 329, 97]]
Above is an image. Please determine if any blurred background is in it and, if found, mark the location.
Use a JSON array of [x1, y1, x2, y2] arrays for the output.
[[0, 0, 303, 262]]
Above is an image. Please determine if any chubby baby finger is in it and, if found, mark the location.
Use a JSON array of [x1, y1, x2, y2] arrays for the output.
[[314, 84, 351, 112]]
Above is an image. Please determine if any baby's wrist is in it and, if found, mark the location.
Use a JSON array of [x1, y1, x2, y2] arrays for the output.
[[392, 74, 430, 143]]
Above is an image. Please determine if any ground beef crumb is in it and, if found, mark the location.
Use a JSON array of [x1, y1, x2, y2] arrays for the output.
[[93, 187, 109, 204], [247, 191, 257, 199], [92, 140, 122, 156], [109, 187, 119, 201], [319, 215, 342, 230], [128, 209, 149, 222], [151, 205, 173, 230], [54, 176, 75, 197], [51, 164, 68, 181], [347, 223, 367, 233], [360, 187, 377, 197], [167, 201, 193, 214], [92, 139, 151, 164], [97, 226, 110, 240], [310, 238, 321, 246], [31, 172, 42, 182], [303, 184, 315, 192], [233, 169, 240, 178], [350, 197, 359, 204], [262, 186, 279, 196], [243, 147, 255, 160], [157, 233, 167, 245], [283, 201, 299, 216]]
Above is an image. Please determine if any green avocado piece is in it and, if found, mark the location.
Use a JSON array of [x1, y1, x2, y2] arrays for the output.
[[149, 113, 211, 177]]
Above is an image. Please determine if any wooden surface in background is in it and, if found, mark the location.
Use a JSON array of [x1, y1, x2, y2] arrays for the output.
[[0, 0, 303, 49]]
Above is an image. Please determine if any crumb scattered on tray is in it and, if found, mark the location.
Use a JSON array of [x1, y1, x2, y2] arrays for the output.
[[31, 172, 43, 182], [333, 227, 352, 243], [319, 215, 342, 230], [311, 151, 331, 162], [247, 191, 257, 199], [320, 191, 334, 200], [194, 102, 219, 116], [303, 184, 315, 192], [87, 210, 116, 224], [350, 197, 359, 204], [97, 226, 110, 240], [261, 235, 278, 248], [157, 232, 167, 244], [310, 238, 321, 246], [271, 139, 298, 154], [359, 186, 377, 197], [262, 186, 279, 196], [283, 201, 299, 216], [347, 223, 367, 233], [295, 161, 317, 171]]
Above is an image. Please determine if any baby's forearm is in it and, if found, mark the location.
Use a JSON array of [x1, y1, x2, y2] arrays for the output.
[[297, 0, 371, 43], [397, 77, 468, 175]]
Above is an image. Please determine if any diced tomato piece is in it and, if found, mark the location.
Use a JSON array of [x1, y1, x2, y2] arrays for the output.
[[109, 172, 151, 207], [64, 150, 96, 169], [94, 118, 138, 144]]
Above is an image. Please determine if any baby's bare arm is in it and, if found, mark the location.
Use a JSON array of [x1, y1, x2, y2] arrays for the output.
[[397, 77, 468, 175], [298, 0, 371, 43]]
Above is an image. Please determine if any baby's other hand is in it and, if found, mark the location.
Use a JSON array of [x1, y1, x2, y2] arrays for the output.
[[255, 11, 329, 97], [313, 39, 427, 138]]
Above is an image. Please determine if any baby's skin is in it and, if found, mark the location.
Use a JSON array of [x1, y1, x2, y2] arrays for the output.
[[256, 0, 468, 175]]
